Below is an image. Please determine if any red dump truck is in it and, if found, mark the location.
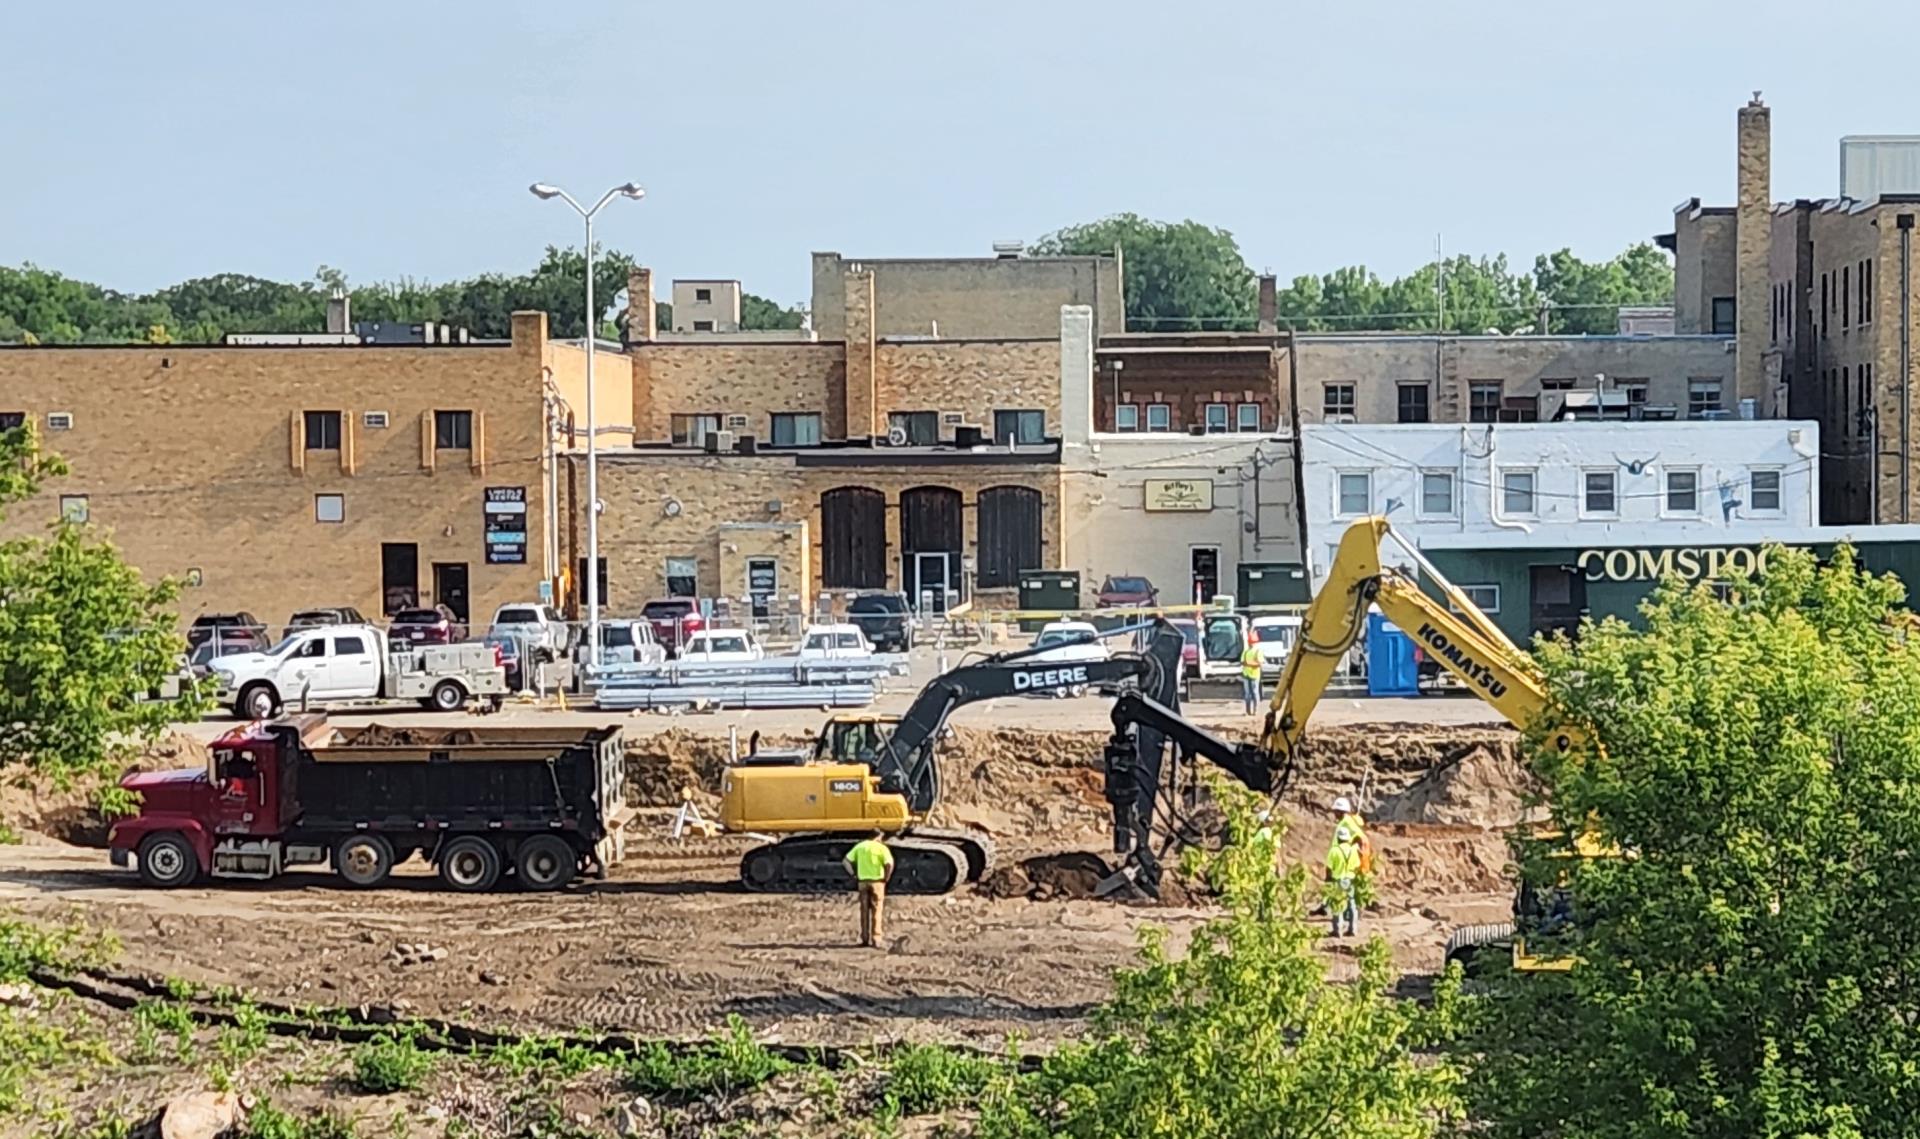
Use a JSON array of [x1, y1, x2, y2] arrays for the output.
[[108, 716, 627, 893]]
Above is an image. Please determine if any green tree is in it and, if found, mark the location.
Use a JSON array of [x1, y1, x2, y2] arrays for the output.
[[1464, 547, 1920, 1139], [978, 783, 1461, 1138], [740, 292, 806, 331], [1032, 213, 1257, 331], [1532, 242, 1675, 334], [0, 425, 195, 783]]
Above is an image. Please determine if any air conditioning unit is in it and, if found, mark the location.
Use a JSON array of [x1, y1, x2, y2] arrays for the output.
[[726, 414, 749, 429], [885, 425, 910, 446], [46, 412, 73, 431], [1325, 413, 1357, 424], [362, 411, 390, 429], [940, 411, 964, 425], [705, 430, 736, 454]]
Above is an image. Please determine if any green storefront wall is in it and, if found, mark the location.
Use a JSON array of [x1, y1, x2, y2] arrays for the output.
[[1420, 540, 1920, 646]]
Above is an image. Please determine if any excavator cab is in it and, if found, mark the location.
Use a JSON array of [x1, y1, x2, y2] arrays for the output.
[[814, 715, 899, 766]]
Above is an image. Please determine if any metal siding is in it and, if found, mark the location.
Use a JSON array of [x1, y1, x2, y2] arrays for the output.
[[1841, 137, 1920, 200]]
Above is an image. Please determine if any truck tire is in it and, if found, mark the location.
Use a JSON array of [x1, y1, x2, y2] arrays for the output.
[[429, 680, 466, 712], [235, 683, 279, 721], [439, 836, 502, 892], [137, 832, 199, 888], [515, 834, 576, 891], [334, 834, 395, 888]]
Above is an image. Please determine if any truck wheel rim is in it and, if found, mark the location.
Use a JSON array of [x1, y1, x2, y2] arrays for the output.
[[249, 691, 273, 718], [150, 845, 184, 878], [448, 849, 487, 885], [526, 849, 561, 884], [343, 844, 381, 878]]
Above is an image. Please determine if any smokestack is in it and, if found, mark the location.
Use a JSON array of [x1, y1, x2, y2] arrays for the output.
[[1257, 274, 1278, 334], [1735, 92, 1771, 410], [625, 267, 654, 347], [325, 290, 350, 335]]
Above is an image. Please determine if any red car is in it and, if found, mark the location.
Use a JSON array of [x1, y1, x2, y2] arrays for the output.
[[389, 605, 464, 647], [1096, 575, 1159, 609], [641, 598, 705, 656], [1165, 618, 1202, 676]]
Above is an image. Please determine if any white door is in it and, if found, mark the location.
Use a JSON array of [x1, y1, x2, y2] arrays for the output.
[[280, 636, 332, 700], [326, 632, 383, 698]]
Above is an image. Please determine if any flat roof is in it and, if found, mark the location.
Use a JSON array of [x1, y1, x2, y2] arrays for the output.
[[1417, 522, 1920, 552]]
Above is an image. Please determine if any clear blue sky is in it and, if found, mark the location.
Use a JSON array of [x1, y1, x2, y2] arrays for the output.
[[6, 0, 1906, 307]]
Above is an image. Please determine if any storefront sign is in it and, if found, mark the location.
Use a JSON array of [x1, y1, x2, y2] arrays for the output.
[[484, 486, 527, 565], [1144, 479, 1213, 512], [1574, 545, 1798, 583]]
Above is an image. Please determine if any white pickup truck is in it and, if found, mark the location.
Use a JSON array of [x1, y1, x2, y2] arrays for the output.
[[208, 624, 508, 719]]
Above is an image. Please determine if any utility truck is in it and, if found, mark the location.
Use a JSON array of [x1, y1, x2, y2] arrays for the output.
[[207, 624, 506, 719]]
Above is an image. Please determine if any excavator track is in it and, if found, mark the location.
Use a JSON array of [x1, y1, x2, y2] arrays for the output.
[[740, 834, 971, 895], [908, 826, 996, 883]]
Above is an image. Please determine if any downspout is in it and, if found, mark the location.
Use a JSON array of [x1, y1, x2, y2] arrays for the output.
[[1901, 213, 1913, 523], [1285, 327, 1310, 568], [1483, 424, 1531, 533]]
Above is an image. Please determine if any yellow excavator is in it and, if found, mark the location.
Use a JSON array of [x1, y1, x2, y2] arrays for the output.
[[718, 515, 1594, 955]]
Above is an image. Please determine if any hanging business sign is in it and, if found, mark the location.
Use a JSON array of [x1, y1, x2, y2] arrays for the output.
[[484, 486, 527, 565], [1143, 478, 1214, 512], [1573, 544, 1804, 583]]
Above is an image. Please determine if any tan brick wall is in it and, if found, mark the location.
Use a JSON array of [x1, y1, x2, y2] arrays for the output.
[[844, 272, 877, 439], [545, 336, 634, 447], [585, 454, 1061, 607], [1735, 97, 1773, 408], [1672, 208, 1737, 334], [716, 522, 811, 613], [0, 317, 564, 628], [874, 340, 1060, 439], [630, 343, 844, 442], [811, 252, 1124, 339]]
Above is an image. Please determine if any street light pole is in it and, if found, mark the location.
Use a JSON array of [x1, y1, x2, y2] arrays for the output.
[[530, 181, 644, 669]]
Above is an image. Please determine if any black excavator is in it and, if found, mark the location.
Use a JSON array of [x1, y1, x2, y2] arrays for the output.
[[719, 618, 1278, 895]]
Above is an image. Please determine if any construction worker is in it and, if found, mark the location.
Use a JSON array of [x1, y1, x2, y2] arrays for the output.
[[1325, 835, 1362, 936], [1332, 795, 1373, 875], [843, 828, 894, 948], [1239, 639, 1263, 716]]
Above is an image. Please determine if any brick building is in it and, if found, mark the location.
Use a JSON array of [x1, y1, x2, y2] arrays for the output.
[[808, 248, 1124, 340]]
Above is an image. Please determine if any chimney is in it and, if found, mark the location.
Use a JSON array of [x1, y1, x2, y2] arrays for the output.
[[1257, 274, 1278, 334], [625, 267, 654, 347], [1058, 305, 1094, 450], [325, 290, 350, 335], [1735, 92, 1771, 410]]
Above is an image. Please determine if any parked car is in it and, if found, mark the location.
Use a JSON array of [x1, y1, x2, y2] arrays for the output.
[[796, 623, 876, 662], [481, 632, 524, 691], [285, 607, 370, 634], [1029, 620, 1110, 665], [678, 628, 764, 664], [487, 603, 571, 662], [187, 613, 268, 653], [1095, 575, 1158, 609], [389, 605, 464, 647], [188, 632, 266, 676], [641, 598, 706, 655], [582, 619, 667, 667], [1249, 614, 1303, 677], [847, 591, 914, 652], [1164, 617, 1203, 677]]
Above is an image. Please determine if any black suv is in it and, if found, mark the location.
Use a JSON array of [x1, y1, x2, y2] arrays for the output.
[[847, 591, 914, 652], [187, 612, 269, 653]]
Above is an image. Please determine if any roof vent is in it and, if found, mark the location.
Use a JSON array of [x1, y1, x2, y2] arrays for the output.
[[991, 241, 1025, 259]]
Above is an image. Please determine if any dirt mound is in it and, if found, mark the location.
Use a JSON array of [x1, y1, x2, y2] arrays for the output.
[[1371, 742, 1538, 829], [979, 850, 1114, 900], [0, 732, 209, 846], [1284, 723, 1519, 809], [622, 729, 807, 806]]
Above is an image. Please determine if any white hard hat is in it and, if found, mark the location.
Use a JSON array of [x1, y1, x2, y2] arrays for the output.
[[1332, 796, 1352, 813]]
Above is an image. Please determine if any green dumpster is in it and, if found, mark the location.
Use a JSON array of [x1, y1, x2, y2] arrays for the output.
[[1018, 569, 1081, 632], [1238, 562, 1310, 607]]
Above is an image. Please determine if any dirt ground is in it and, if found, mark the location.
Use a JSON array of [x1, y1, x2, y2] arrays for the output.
[[0, 716, 1526, 1063]]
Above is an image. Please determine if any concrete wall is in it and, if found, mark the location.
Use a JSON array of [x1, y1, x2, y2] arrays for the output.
[[1300, 421, 1820, 580], [1295, 335, 1734, 423], [0, 314, 574, 626], [671, 280, 742, 332], [811, 252, 1124, 340]]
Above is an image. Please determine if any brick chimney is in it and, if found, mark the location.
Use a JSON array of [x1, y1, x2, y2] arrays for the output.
[[1735, 92, 1771, 410], [1257, 274, 1278, 334], [625, 267, 654, 347]]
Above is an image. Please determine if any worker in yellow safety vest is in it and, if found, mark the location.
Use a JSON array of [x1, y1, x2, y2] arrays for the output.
[[1325, 836, 1362, 936], [843, 829, 895, 948], [1239, 642, 1263, 716], [1332, 795, 1373, 874]]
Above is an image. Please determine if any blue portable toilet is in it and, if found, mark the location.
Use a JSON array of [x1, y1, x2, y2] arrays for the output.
[[1365, 611, 1419, 697]]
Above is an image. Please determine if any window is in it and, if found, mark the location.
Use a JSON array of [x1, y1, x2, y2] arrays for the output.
[[1499, 395, 1540, 423], [1145, 403, 1171, 432], [434, 410, 473, 449], [314, 494, 344, 523], [665, 557, 698, 598], [1501, 469, 1536, 515], [1750, 469, 1782, 512], [1114, 403, 1139, 431], [1419, 471, 1455, 517], [304, 410, 342, 450], [1451, 584, 1500, 615], [1820, 274, 1829, 339], [1860, 364, 1873, 436], [993, 409, 1046, 445], [1336, 472, 1371, 516], [1469, 382, 1502, 423], [1397, 383, 1431, 423], [0, 412, 24, 432], [1711, 296, 1735, 335], [1539, 377, 1575, 391], [1620, 379, 1649, 406], [1843, 264, 1851, 329], [1665, 469, 1699, 514], [888, 410, 938, 446], [1236, 403, 1261, 432], [1864, 258, 1874, 323], [695, 287, 712, 303], [1203, 403, 1230, 433], [1687, 378, 1723, 419], [1583, 470, 1617, 515], [1322, 383, 1355, 419], [671, 413, 722, 447], [294, 639, 326, 660], [59, 494, 88, 524], [692, 320, 714, 332], [335, 635, 366, 656], [770, 412, 821, 447]]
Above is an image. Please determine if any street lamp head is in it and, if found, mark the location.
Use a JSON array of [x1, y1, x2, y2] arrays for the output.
[[529, 183, 564, 200], [615, 183, 645, 200]]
